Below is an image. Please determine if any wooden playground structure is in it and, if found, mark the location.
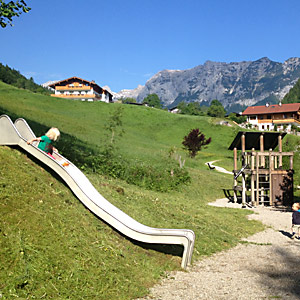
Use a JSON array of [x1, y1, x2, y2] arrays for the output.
[[228, 131, 294, 207]]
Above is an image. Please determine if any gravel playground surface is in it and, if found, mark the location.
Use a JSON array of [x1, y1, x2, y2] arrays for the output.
[[139, 199, 300, 300]]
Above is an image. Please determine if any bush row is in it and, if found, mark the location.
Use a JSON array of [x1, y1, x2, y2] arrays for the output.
[[57, 135, 190, 192]]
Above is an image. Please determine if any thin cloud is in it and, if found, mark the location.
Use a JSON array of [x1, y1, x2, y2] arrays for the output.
[[143, 73, 153, 78]]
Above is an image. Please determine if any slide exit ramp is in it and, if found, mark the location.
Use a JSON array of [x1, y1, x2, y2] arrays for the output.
[[0, 115, 195, 269]]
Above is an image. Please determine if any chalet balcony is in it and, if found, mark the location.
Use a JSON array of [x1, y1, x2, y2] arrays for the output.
[[55, 86, 92, 91], [273, 118, 300, 125], [256, 118, 300, 125], [258, 119, 272, 123], [51, 94, 100, 99]]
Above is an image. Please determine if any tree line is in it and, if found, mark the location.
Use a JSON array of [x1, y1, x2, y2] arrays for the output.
[[282, 77, 300, 104], [121, 95, 246, 123], [0, 63, 50, 95]]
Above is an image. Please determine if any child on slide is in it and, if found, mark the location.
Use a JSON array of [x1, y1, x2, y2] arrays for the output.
[[27, 127, 69, 166]]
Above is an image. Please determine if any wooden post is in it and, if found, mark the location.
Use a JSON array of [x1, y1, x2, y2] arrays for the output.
[[261, 187, 265, 204], [290, 154, 294, 170], [278, 135, 282, 168], [241, 133, 246, 155], [233, 147, 238, 203], [251, 148, 255, 206], [234, 147, 238, 171], [241, 133, 246, 207], [260, 133, 265, 167], [256, 152, 259, 206], [242, 173, 246, 208], [269, 149, 273, 206]]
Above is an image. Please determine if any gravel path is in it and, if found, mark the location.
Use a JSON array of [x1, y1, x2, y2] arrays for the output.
[[140, 199, 300, 300]]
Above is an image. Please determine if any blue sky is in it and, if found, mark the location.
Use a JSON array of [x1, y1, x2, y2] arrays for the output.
[[1, 0, 300, 92]]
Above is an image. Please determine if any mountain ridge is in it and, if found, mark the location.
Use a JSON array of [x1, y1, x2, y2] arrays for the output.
[[114, 57, 300, 111]]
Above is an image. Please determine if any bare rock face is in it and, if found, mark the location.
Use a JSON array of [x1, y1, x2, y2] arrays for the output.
[[114, 57, 300, 111]]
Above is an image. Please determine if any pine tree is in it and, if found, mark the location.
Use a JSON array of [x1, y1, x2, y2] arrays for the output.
[[282, 78, 300, 103], [0, 62, 50, 95]]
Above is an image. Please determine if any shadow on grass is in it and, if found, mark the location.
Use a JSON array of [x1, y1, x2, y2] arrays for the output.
[[132, 240, 184, 257], [12, 145, 74, 191], [294, 195, 300, 202], [100, 216, 184, 260], [0, 109, 98, 169], [12, 145, 184, 264]]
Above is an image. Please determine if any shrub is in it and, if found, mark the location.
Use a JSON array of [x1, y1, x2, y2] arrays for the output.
[[182, 128, 211, 158], [84, 152, 190, 192]]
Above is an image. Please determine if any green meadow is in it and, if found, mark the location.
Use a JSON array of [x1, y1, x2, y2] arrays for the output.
[[0, 80, 298, 299]]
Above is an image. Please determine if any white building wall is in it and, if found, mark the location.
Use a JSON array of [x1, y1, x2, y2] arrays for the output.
[[246, 116, 294, 132], [101, 92, 109, 103]]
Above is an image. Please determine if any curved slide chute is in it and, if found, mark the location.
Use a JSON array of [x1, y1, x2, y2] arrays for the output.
[[0, 115, 195, 269]]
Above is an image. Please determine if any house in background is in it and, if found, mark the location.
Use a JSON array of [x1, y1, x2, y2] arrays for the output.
[[242, 102, 300, 132], [49, 76, 113, 103], [169, 106, 180, 114]]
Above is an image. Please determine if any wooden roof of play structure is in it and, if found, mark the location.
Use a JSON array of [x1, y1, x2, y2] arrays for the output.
[[228, 131, 286, 151]]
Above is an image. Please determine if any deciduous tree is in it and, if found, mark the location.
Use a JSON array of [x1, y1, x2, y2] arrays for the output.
[[182, 128, 211, 158], [0, 0, 31, 28], [142, 94, 162, 109], [177, 101, 204, 115], [207, 99, 226, 117], [228, 113, 246, 124], [103, 106, 125, 152]]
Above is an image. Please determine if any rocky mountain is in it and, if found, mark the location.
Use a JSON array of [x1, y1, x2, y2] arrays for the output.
[[114, 57, 300, 111], [107, 85, 144, 100]]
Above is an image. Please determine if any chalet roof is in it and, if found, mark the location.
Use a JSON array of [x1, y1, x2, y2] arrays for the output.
[[49, 76, 96, 88], [48, 76, 112, 96], [228, 131, 286, 151], [242, 103, 300, 115]]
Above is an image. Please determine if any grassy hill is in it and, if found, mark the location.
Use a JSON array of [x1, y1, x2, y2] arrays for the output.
[[0, 80, 298, 299]]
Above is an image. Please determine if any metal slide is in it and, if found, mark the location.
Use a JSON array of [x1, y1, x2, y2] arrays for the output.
[[0, 115, 195, 269]]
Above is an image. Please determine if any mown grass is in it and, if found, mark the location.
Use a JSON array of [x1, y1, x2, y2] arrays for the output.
[[0, 147, 176, 299], [0, 81, 284, 299], [0, 146, 264, 299], [0, 81, 237, 164]]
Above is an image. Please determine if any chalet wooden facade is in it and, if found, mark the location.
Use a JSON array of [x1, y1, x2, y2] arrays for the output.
[[49, 76, 113, 103], [242, 102, 300, 132]]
